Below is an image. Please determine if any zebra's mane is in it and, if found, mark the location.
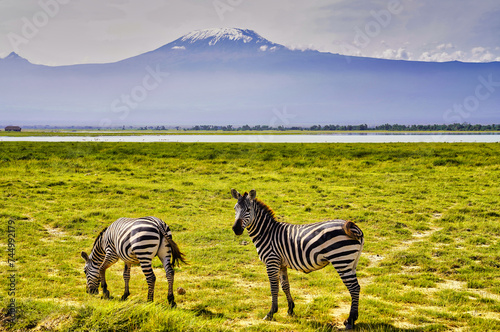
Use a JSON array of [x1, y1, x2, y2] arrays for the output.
[[254, 198, 277, 221], [91, 226, 108, 251]]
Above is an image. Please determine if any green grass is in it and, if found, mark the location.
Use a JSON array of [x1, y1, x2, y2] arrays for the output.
[[0, 142, 499, 331]]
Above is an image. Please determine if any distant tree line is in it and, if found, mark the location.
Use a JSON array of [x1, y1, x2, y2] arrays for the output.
[[187, 123, 500, 131], [19, 123, 498, 131]]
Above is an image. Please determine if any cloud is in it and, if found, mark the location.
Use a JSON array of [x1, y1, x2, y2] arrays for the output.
[[379, 47, 412, 60], [327, 0, 500, 63], [367, 43, 500, 63], [436, 43, 454, 51], [285, 44, 317, 52], [418, 50, 464, 62], [470, 47, 496, 62], [417, 46, 499, 62]]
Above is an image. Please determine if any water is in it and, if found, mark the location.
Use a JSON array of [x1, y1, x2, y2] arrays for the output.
[[1, 134, 499, 143]]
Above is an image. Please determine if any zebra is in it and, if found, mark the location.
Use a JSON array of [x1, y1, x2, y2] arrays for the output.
[[231, 189, 364, 329], [81, 216, 186, 306]]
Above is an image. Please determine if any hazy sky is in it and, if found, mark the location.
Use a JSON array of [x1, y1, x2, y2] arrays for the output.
[[1, 0, 499, 65]]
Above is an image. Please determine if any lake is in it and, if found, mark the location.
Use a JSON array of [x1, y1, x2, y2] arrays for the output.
[[1, 134, 499, 143]]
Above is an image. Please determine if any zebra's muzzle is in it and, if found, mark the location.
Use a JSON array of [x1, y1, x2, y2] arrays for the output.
[[87, 287, 99, 295], [232, 219, 244, 235]]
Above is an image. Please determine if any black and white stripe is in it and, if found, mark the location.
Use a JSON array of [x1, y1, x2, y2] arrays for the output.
[[231, 189, 364, 329], [81, 216, 185, 306]]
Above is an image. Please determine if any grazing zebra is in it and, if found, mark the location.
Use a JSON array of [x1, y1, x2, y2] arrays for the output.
[[231, 189, 364, 329], [81, 216, 186, 306]]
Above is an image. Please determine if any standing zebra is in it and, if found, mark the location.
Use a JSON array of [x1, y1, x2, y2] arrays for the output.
[[81, 216, 186, 306], [231, 189, 364, 329]]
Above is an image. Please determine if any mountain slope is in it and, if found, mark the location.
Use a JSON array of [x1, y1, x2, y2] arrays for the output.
[[1, 28, 499, 126]]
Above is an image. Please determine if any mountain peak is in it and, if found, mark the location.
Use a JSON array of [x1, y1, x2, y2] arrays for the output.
[[164, 28, 283, 52], [180, 28, 263, 45], [1, 52, 32, 65], [3, 52, 22, 60]]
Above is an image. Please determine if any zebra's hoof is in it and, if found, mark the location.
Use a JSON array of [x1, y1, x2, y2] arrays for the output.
[[263, 314, 275, 321], [121, 294, 129, 301], [344, 320, 354, 330]]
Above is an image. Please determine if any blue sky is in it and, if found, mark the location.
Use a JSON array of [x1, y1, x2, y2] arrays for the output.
[[1, 0, 499, 65]]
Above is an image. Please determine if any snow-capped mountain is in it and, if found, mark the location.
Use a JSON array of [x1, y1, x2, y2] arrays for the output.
[[1, 28, 499, 126], [164, 28, 282, 52], [181, 28, 262, 44], [171, 28, 278, 49]]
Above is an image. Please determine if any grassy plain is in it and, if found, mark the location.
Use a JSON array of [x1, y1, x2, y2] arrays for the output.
[[0, 142, 499, 331]]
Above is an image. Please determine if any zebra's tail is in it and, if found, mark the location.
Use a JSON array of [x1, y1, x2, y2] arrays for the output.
[[166, 236, 187, 267], [157, 220, 187, 267], [343, 220, 364, 241]]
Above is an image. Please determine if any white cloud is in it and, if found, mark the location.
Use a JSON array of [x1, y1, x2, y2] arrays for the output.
[[415, 46, 499, 63], [286, 43, 317, 52], [436, 43, 454, 51], [472, 46, 487, 54], [470, 46, 496, 62], [418, 51, 461, 62], [379, 47, 412, 60]]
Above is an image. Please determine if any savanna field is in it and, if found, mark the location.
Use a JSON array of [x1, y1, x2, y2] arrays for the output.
[[0, 142, 499, 331]]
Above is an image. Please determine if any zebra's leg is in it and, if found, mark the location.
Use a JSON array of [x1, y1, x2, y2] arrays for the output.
[[121, 262, 131, 300], [280, 267, 295, 316], [99, 254, 118, 299], [139, 258, 156, 302], [161, 255, 176, 308], [264, 263, 280, 321], [338, 271, 360, 330]]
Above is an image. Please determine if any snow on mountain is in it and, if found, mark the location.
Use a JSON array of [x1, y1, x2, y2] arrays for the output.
[[181, 28, 256, 44], [164, 28, 283, 52]]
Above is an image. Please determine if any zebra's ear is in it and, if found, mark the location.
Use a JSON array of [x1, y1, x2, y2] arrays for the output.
[[81, 251, 89, 262], [231, 189, 241, 199], [249, 189, 256, 200]]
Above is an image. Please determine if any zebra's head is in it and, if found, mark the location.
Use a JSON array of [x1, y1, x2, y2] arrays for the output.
[[81, 251, 100, 295], [231, 189, 256, 235]]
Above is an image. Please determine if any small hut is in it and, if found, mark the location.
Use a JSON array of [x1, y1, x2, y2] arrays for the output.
[[5, 126, 22, 132]]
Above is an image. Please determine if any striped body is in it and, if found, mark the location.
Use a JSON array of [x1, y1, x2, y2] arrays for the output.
[[102, 217, 172, 265], [253, 220, 363, 274], [81, 216, 185, 306], [231, 189, 363, 329]]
